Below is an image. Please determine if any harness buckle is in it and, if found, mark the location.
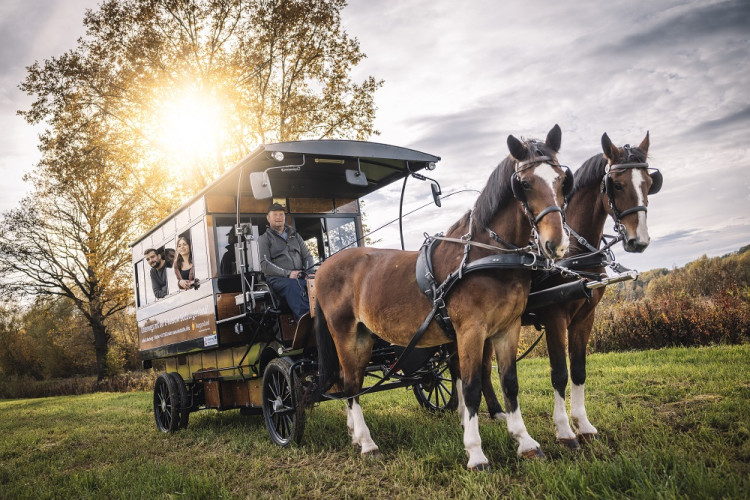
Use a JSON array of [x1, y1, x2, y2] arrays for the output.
[[524, 253, 539, 270]]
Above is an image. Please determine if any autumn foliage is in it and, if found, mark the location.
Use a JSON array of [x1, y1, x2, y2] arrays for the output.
[[589, 246, 750, 352]]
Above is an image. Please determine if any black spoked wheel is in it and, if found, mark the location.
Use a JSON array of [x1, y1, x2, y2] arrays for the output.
[[413, 352, 458, 412], [154, 372, 180, 433], [168, 372, 190, 430], [262, 357, 305, 447]]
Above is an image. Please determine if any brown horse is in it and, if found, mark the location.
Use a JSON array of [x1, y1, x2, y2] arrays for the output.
[[481, 132, 662, 448], [314, 125, 571, 469]]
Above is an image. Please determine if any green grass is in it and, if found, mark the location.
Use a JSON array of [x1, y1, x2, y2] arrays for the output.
[[1, 345, 748, 499]]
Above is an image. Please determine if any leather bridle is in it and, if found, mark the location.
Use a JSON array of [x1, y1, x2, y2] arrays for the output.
[[601, 145, 662, 240], [511, 155, 573, 243]]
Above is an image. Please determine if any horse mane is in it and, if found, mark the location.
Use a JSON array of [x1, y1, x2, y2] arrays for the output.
[[472, 138, 557, 230], [571, 154, 607, 195], [472, 156, 516, 230], [445, 156, 516, 236]]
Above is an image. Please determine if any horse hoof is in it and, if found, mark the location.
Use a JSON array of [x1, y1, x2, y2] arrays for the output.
[[519, 448, 546, 460], [578, 433, 599, 444], [468, 462, 492, 472], [556, 437, 581, 450], [362, 449, 382, 460]]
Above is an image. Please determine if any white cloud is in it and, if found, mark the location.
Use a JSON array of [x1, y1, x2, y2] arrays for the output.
[[1, 0, 748, 271]]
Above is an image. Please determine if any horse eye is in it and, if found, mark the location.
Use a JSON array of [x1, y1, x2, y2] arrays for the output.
[[522, 180, 531, 190], [614, 182, 624, 191]]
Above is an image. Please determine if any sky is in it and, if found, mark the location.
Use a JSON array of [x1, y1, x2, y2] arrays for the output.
[[1, 0, 748, 273]]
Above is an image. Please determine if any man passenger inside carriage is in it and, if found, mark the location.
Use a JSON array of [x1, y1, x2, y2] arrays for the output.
[[219, 228, 237, 275], [144, 247, 169, 299], [258, 202, 313, 322]]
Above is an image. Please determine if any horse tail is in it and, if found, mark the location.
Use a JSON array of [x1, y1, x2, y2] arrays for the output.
[[315, 301, 340, 395]]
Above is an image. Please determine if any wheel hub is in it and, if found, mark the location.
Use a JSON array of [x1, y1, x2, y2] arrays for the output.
[[273, 397, 283, 412]]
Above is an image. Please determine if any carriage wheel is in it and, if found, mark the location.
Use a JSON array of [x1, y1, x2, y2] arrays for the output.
[[413, 352, 458, 412], [168, 372, 191, 430], [153, 372, 180, 433], [262, 357, 305, 447]]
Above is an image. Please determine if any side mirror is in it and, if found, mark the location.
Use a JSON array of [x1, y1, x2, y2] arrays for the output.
[[249, 172, 273, 199], [431, 182, 442, 207], [345, 169, 368, 186]]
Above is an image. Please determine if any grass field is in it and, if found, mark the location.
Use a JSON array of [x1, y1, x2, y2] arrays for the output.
[[1, 344, 748, 499]]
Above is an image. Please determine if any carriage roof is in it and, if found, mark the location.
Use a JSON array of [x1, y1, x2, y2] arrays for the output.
[[132, 140, 440, 246]]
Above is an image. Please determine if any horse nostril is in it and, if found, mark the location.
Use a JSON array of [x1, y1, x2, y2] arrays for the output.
[[545, 240, 556, 257]]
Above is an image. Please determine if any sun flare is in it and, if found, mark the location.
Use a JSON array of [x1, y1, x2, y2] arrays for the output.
[[153, 87, 225, 163]]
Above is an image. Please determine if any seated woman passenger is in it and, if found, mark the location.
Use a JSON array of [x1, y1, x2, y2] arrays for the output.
[[174, 236, 197, 290]]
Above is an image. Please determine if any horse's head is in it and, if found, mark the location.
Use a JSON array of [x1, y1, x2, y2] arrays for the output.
[[507, 124, 572, 260], [601, 132, 662, 253]]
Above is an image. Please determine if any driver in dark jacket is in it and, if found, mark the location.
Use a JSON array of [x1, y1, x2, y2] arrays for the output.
[[258, 203, 313, 320]]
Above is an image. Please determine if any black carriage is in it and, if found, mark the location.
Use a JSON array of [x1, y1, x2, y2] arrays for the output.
[[132, 140, 457, 445]]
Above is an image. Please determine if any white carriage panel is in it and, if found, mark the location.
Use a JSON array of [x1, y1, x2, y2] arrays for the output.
[[189, 197, 206, 222]]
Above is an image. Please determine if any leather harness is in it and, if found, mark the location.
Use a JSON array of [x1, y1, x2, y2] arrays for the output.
[[414, 235, 550, 341]]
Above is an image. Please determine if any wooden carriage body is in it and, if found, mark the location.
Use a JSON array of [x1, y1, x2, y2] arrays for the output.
[[130, 141, 445, 429]]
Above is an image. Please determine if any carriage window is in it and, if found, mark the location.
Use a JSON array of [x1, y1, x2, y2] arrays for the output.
[[191, 222, 208, 280], [216, 223, 236, 276], [293, 216, 358, 262], [214, 217, 240, 276], [326, 218, 357, 255], [135, 260, 147, 307]]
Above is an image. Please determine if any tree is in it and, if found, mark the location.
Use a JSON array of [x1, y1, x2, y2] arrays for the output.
[[0, 129, 139, 379], [5, 0, 381, 379], [21, 0, 382, 196]]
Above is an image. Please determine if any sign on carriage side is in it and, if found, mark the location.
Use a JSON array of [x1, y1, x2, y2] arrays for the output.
[[138, 294, 217, 351]]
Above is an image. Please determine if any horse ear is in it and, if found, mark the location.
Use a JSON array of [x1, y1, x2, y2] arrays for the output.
[[545, 124, 562, 152], [638, 131, 650, 156], [507, 135, 528, 161], [601, 132, 620, 163]]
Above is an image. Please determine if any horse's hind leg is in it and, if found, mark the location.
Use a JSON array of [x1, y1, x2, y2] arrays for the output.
[[338, 324, 380, 456], [568, 314, 598, 440], [492, 325, 544, 459], [545, 313, 579, 448]]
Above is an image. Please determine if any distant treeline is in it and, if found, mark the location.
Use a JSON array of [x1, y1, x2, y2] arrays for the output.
[[589, 244, 750, 352], [1, 246, 748, 389]]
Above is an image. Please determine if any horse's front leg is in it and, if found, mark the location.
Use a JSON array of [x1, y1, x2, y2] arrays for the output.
[[545, 313, 579, 448], [492, 324, 545, 459], [346, 396, 380, 457], [457, 334, 490, 470], [568, 315, 598, 440]]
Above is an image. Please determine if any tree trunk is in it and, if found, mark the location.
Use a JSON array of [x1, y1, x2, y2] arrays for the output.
[[91, 317, 110, 381]]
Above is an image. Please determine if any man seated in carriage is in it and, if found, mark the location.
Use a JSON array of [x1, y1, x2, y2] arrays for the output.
[[144, 248, 169, 299], [258, 203, 313, 321]]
